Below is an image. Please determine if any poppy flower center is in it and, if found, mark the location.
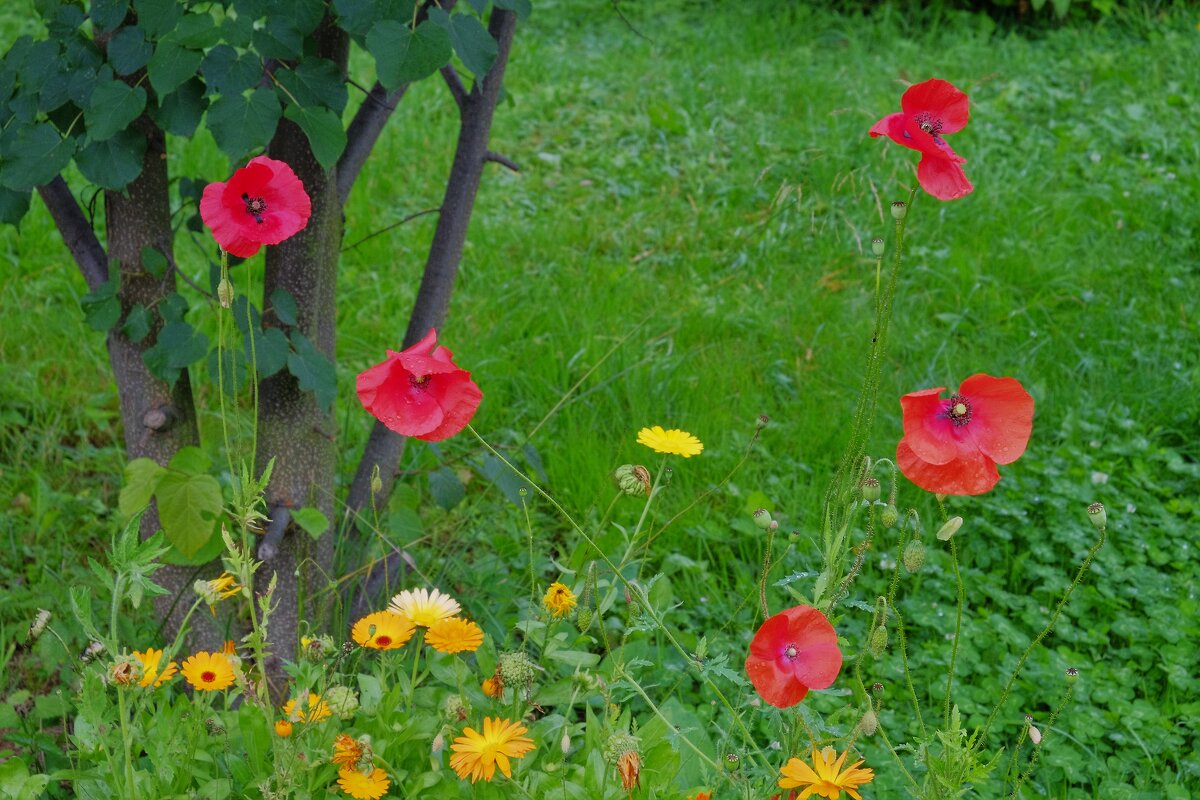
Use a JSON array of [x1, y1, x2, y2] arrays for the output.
[[242, 193, 268, 224], [409, 374, 431, 389], [375, 635, 392, 647], [201, 670, 216, 683], [914, 112, 943, 136], [784, 644, 799, 659], [947, 394, 972, 427]]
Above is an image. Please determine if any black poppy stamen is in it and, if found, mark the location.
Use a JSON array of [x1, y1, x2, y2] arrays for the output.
[[242, 192, 268, 224], [946, 394, 972, 427], [914, 112, 943, 136], [409, 374, 431, 389]]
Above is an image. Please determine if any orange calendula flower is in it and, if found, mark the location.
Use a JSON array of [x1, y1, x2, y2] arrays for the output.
[[282, 692, 332, 723], [426, 617, 484, 654], [482, 675, 503, 698], [180, 651, 236, 691], [351, 610, 415, 650], [777, 746, 875, 800], [132, 648, 178, 688], [336, 766, 390, 799], [450, 717, 535, 782], [617, 750, 641, 792], [542, 582, 577, 618], [275, 720, 293, 738], [333, 733, 366, 769]]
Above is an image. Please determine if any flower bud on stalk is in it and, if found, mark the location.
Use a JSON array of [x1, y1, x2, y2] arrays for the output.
[[890, 201, 908, 220], [869, 625, 889, 659], [723, 752, 741, 772], [1065, 667, 1080, 684], [936, 516, 963, 541], [1087, 502, 1107, 530], [902, 538, 926, 573], [872, 682, 885, 698], [753, 508, 774, 530], [881, 505, 900, 529], [561, 733, 571, 755], [861, 478, 881, 503], [26, 609, 51, 645], [615, 464, 652, 497], [217, 277, 234, 309], [858, 708, 879, 737]]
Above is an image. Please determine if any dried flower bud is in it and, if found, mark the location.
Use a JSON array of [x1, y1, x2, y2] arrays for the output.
[[1029, 722, 1042, 745], [871, 237, 885, 256], [858, 708, 878, 737], [26, 609, 51, 644], [890, 201, 908, 220], [217, 278, 234, 309], [869, 625, 889, 659], [861, 478, 881, 503], [936, 516, 963, 541], [752, 508, 774, 530], [110, 655, 139, 686], [441, 694, 469, 723], [902, 538, 926, 573], [1087, 502, 1106, 530], [561, 733, 571, 755], [615, 464, 651, 496], [881, 505, 899, 529], [81, 641, 104, 663]]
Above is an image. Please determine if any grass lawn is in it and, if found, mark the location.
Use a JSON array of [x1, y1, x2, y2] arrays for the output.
[[1, 2, 1197, 797]]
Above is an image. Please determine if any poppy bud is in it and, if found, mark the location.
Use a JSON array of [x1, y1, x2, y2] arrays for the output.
[[1065, 667, 1079, 684], [881, 505, 899, 529], [869, 624, 889, 659], [723, 752, 741, 772], [561, 733, 571, 755], [576, 607, 593, 632], [1087, 502, 1106, 530], [858, 708, 878, 737], [936, 516, 963, 541], [861, 478, 881, 502], [755, 414, 770, 430], [753, 508, 774, 530], [890, 201, 908, 220], [217, 277, 234, 309], [902, 538, 926, 573], [370, 464, 383, 496], [871, 237, 885, 256]]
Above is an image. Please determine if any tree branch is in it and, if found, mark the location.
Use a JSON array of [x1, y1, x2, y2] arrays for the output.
[[337, 81, 409, 205], [345, 6, 521, 533], [484, 150, 520, 172], [441, 64, 468, 113], [37, 177, 108, 291]]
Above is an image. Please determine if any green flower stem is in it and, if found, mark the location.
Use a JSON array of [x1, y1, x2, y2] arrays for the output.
[[981, 525, 1106, 746], [117, 686, 138, 800], [945, 536, 965, 731], [408, 630, 424, 710], [1009, 684, 1075, 799], [890, 603, 927, 740], [467, 425, 772, 773], [621, 671, 724, 776], [216, 251, 236, 483], [875, 715, 922, 794], [241, 255, 260, 463]]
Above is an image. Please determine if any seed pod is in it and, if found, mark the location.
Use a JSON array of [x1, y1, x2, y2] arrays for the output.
[[861, 478, 881, 502], [890, 201, 908, 220], [753, 508, 774, 530], [1087, 502, 1107, 530], [871, 238, 885, 256]]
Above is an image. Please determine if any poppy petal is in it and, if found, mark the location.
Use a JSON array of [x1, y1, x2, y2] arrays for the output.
[[901, 79, 970, 133], [917, 155, 974, 201], [868, 113, 919, 152], [897, 437, 1000, 496], [746, 652, 809, 708], [958, 374, 1034, 465], [899, 387, 957, 465]]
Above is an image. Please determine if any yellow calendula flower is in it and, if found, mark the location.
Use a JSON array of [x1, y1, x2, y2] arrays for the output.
[[450, 717, 535, 783], [274, 720, 293, 738], [542, 582, 577, 618], [132, 648, 178, 688], [282, 692, 332, 723], [636, 426, 703, 458], [777, 746, 875, 800], [351, 610, 416, 650], [426, 617, 484, 654], [332, 733, 366, 769], [180, 651, 236, 692], [388, 587, 461, 627], [336, 766, 390, 799]]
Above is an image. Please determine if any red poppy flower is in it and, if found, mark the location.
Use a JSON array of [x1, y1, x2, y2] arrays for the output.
[[869, 78, 973, 201], [897, 374, 1034, 496], [199, 156, 312, 258], [745, 605, 843, 709], [356, 329, 483, 442]]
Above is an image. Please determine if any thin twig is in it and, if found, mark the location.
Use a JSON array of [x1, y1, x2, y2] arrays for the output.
[[340, 207, 441, 252], [440, 64, 469, 112], [484, 151, 520, 172]]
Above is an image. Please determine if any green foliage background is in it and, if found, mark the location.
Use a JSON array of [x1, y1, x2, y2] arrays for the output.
[[1, 1, 1197, 797]]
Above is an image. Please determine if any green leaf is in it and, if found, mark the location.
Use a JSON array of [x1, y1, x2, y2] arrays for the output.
[[121, 303, 152, 343], [202, 45, 262, 97], [0, 758, 51, 800], [246, 326, 289, 378], [291, 507, 330, 539], [155, 470, 222, 558], [91, 0, 130, 32], [133, 0, 182, 38], [148, 40, 203, 98], [206, 88, 281, 160], [80, 277, 121, 332], [275, 58, 348, 113], [269, 288, 298, 326], [283, 104, 346, 170], [141, 245, 168, 278], [429, 466, 465, 510], [76, 129, 146, 190], [287, 331, 337, 411], [0, 123, 77, 190], [85, 79, 147, 142], [493, 0, 532, 20], [448, 13, 497, 77], [152, 78, 208, 137], [0, 187, 31, 227], [108, 26, 153, 76], [367, 20, 452, 91], [119, 458, 166, 517], [142, 320, 208, 385], [170, 12, 219, 49]]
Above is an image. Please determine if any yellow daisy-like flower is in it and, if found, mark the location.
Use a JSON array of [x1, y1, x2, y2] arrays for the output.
[[778, 746, 875, 800], [351, 610, 416, 650], [542, 582, 577, 618], [387, 587, 461, 627], [282, 692, 332, 723], [336, 766, 390, 800], [636, 426, 703, 458], [275, 720, 293, 738], [482, 676, 503, 698], [333, 733, 366, 768], [426, 617, 485, 654], [450, 717, 535, 783], [132, 648, 178, 688], [180, 651, 236, 692]]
